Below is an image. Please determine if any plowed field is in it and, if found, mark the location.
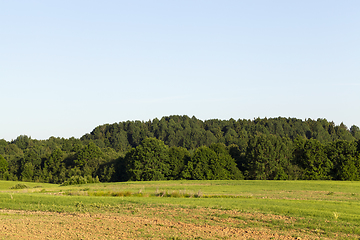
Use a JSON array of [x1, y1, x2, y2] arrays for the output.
[[0, 207, 321, 240]]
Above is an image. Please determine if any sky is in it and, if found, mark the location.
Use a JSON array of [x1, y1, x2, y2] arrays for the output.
[[1, 1, 359, 141]]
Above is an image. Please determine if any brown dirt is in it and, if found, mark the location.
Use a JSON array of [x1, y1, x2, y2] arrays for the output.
[[0, 208, 321, 240]]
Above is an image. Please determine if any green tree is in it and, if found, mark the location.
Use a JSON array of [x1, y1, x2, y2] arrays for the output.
[[74, 142, 105, 179], [13, 135, 32, 150], [209, 143, 243, 180], [0, 139, 8, 155], [182, 146, 217, 180], [350, 125, 360, 139], [228, 144, 245, 172], [335, 123, 354, 141], [168, 146, 190, 180], [21, 162, 34, 182], [294, 139, 332, 180], [245, 134, 291, 180], [326, 140, 360, 180], [74, 142, 103, 167], [43, 148, 66, 183], [310, 120, 332, 142], [182, 144, 243, 180], [224, 128, 238, 145], [0, 154, 8, 174], [99, 164, 116, 182], [125, 138, 170, 181]]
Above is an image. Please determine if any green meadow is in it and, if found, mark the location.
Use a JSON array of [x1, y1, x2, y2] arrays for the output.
[[1, 180, 360, 239]]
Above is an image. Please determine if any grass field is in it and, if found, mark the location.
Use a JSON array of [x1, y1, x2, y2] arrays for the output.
[[1, 180, 360, 239]]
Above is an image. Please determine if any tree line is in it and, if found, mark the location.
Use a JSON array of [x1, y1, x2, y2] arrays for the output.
[[0, 115, 359, 183]]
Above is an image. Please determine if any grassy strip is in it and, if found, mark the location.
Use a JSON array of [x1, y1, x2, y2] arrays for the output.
[[65, 189, 253, 199]]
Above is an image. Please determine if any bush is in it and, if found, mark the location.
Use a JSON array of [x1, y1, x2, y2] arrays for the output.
[[10, 183, 30, 189], [61, 175, 100, 186]]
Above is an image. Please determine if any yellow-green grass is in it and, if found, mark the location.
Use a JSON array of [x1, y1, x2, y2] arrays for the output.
[[1, 180, 360, 239], [0, 181, 56, 191]]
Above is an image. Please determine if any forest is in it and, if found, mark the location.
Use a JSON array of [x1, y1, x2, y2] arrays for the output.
[[1, 115, 360, 183]]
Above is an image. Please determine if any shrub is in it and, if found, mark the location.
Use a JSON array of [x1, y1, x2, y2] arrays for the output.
[[61, 175, 100, 186], [10, 183, 29, 189]]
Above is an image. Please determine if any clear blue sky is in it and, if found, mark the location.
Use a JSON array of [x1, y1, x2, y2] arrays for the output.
[[1, 1, 359, 141]]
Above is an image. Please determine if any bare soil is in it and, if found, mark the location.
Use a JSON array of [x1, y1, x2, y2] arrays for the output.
[[0, 208, 324, 240]]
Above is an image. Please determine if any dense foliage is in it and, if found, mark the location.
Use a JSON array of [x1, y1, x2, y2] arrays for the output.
[[0, 116, 359, 183]]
